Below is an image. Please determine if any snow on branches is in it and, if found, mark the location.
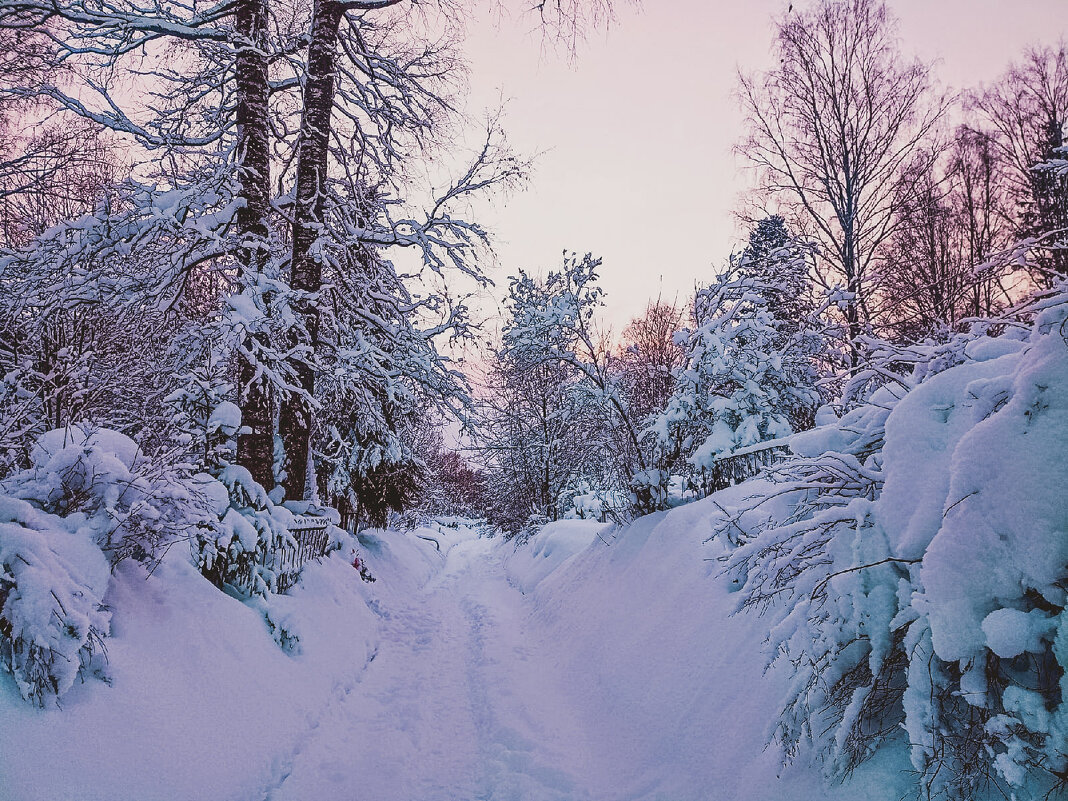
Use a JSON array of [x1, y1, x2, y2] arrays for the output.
[[710, 277, 1068, 799], [649, 246, 824, 498]]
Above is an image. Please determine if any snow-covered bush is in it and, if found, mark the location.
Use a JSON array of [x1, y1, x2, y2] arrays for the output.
[[194, 476, 350, 600], [8, 425, 210, 566], [165, 379, 320, 598], [713, 286, 1068, 799], [561, 482, 627, 522], [0, 361, 47, 478], [0, 495, 111, 706], [0, 424, 209, 705], [193, 464, 303, 598], [628, 468, 671, 516]]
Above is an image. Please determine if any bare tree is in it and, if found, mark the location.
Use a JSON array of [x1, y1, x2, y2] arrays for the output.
[[737, 0, 948, 358], [970, 43, 1068, 283], [877, 131, 1017, 338], [877, 155, 971, 337], [616, 299, 683, 423], [0, 28, 117, 247], [951, 126, 1016, 317]]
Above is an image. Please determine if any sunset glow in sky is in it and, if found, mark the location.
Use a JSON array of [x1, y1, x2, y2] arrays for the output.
[[457, 0, 1067, 329]]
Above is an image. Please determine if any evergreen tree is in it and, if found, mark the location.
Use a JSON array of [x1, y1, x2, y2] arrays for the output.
[[650, 248, 825, 496], [737, 215, 815, 337]]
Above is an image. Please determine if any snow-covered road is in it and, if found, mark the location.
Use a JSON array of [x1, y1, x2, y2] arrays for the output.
[[0, 515, 911, 801], [266, 535, 602, 801]]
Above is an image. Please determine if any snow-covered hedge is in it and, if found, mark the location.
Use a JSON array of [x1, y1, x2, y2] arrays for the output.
[[714, 290, 1068, 799]]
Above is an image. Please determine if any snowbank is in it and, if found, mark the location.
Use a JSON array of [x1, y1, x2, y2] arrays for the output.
[[504, 496, 910, 801], [0, 526, 444, 801], [506, 518, 605, 594]]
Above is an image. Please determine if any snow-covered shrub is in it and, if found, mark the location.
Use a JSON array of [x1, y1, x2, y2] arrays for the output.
[[628, 468, 670, 516], [167, 385, 345, 600], [0, 424, 209, 705], [7, 425, 210, 566], [165, 382, 319, 598], [509, 513, 551, 546], [193, 464, 299, 598], [561, 482, 627, 522], [713, 287, 1068, 799], [0, 496, 111, 706], [0, 361, 44, 479]]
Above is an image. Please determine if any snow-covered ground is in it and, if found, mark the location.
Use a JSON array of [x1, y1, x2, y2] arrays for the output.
[[0, 504, 921, 801]]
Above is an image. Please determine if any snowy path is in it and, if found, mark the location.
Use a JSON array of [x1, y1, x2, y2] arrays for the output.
[[0, 516, 912, 801], [265, 536, 602, 801]]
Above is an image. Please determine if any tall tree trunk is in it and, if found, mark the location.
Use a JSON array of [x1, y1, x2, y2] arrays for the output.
[[279, 0, 344, 500], [234, 0, 275, 491]]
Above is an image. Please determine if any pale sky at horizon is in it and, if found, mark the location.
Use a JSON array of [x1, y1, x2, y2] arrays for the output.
[[454, 0, 1067, 332]]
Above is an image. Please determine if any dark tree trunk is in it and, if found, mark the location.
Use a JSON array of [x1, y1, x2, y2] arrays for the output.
[[279, 0, 345, 500], [234, 0, 275, 491]]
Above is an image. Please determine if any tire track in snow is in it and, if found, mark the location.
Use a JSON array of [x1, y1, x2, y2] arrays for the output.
[[256, 533, 601, 801], [255, 634, 381, 801]]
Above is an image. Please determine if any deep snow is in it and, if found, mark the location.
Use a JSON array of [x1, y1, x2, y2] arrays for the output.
[[0, 504, 919, 801]]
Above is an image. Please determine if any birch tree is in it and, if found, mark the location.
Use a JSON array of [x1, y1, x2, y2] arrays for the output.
[[737, 0, 947, 358], [971, 43, 1068, 284]]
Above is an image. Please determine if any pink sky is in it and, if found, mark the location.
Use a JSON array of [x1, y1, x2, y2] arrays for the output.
[[457, 0, 1067, 329]]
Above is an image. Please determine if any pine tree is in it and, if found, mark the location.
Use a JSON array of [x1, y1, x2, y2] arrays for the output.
[[737, 215, 814, 335]]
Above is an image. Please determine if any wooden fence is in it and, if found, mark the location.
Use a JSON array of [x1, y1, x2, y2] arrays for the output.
[[703, 438, 791, 495], [261, 514, 332, 594]]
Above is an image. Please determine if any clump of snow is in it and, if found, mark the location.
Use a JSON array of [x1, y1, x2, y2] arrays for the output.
[[981, 608, 1057, 659], [206, 400, 242, 438], [31, 424, 142, 472]]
